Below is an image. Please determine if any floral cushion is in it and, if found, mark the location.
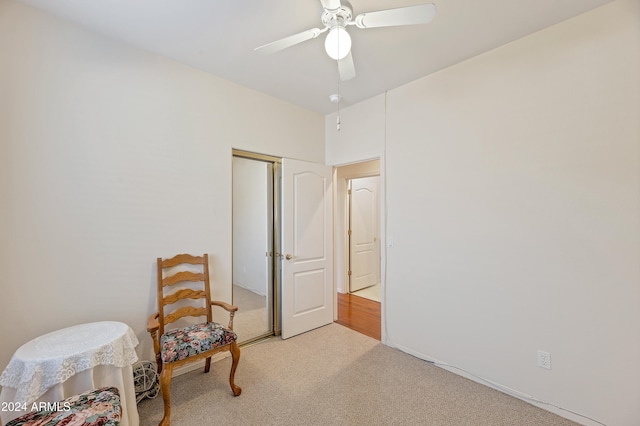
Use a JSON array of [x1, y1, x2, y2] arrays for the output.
[[6, 387, 121, 426], [160, 322, 237, 364]]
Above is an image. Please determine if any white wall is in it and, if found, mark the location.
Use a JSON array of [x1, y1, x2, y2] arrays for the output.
[[232, 157, 269, 296], [326, 94, 386, 165], [0, 0, 324, 370], [326, 1, 640, 425]]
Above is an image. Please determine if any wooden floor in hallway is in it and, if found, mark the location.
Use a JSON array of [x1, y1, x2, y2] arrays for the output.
[[335, 292, 381, 341]]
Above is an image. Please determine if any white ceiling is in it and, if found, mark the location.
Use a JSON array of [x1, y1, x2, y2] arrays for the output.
[[16, 0, 613, 115]]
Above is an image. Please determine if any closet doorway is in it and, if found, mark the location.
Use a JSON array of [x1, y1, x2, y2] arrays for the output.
[[232, 150, 280, 344], [232, 150, 335, 343]]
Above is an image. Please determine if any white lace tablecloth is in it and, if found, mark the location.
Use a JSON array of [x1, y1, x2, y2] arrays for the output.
[[0, 321, 140, 426]]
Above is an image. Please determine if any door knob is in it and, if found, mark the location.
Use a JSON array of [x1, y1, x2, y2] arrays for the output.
[[285, 254, 293, 260]]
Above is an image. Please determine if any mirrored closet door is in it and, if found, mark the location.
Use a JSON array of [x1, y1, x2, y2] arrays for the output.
[[232, 151, 280, 344]]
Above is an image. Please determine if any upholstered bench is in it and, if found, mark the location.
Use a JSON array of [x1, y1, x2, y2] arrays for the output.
[[6, 387, 121, 426]]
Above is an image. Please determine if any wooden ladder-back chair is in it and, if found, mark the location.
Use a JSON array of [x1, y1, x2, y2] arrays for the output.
[[147, 253, 241, 426]]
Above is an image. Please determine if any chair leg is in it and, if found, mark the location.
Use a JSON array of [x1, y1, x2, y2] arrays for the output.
[[159, 363, 174, 426], [204, 356, 211, 373], [229, 342, 242, 397], [156, 351, 163, 374]]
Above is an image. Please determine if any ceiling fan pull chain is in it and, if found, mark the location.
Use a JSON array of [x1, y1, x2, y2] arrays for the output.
[[337, 58, 342, 131]]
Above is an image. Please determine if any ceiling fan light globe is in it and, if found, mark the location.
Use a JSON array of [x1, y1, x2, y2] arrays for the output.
[[325, 27, 351, 60]]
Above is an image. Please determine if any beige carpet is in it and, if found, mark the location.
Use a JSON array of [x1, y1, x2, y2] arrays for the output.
[[137, 323, 579, 426], [232, 284, 270, 343]]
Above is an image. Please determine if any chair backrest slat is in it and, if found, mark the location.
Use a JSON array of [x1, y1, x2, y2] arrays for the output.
[[162, 289, 207, 306], [162, 271, 205, 287], [156, 253, 212, 336], [164, 306, 209, 325], [160, 253, 203, 268]]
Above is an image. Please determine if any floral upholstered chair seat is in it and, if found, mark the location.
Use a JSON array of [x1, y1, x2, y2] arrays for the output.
[[161, 322, 237, 364], [6, 387, 121, 426]]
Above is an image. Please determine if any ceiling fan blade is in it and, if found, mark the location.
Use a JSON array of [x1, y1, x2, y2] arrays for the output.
[[355, 3, 436, 29], [255, 28, 322, 55], [338, 51, 356, 81], [320, 0, 342, 12]]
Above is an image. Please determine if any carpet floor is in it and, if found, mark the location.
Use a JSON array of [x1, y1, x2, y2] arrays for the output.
[[232, 284, 270, 343], [137, 323, 579, 426]]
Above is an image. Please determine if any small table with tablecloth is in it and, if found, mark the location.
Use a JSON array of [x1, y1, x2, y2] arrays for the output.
[[0, 321, 140, 426]]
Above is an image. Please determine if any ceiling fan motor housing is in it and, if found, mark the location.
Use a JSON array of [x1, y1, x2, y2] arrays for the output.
[[321, 2, 353, 29]]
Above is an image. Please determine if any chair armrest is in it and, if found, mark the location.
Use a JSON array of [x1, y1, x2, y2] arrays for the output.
[[211, 301, 238, 330], [211, 300, 238, 312], [147, 312, 160, 333], [146, 313, 162, 373]]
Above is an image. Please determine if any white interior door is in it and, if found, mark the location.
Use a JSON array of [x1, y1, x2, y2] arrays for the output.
[[281, 158, 333, 339], [349, 176, 380, 292]]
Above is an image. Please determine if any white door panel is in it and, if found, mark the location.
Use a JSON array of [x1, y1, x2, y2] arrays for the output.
[[350, 177, 380, 292], [281, 158, 333, 339], [293, 269, 326, 314]]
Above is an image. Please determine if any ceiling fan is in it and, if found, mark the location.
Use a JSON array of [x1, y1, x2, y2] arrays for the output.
[[254, 0, 436, 82]]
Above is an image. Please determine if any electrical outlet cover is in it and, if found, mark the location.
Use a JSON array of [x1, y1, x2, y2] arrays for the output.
[[537, 350, 551, 369]]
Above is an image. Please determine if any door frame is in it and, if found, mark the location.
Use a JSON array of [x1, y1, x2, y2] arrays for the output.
[[334, 158, 386, 300], [232, 149, 282, 343], [333, 153, 384, 346]]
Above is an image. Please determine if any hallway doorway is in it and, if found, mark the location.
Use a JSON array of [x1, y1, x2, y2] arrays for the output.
[[334, 159, 382, 339]]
